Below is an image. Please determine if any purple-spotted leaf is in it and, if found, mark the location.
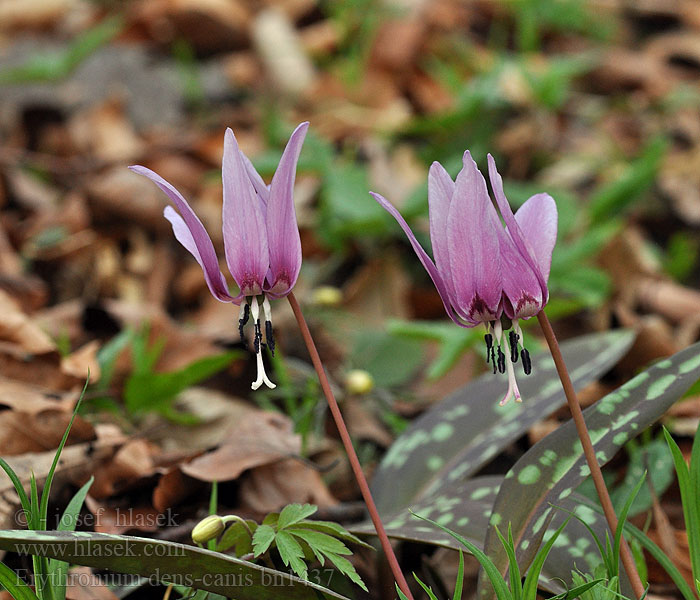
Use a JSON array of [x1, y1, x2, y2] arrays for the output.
[[0, 530, 348, 600], [479, 341, 700, 599], [371, 330, 635, 513]]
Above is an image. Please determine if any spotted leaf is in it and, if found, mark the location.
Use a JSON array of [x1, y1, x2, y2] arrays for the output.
[[352, 477, 622, 594], [371, 330, 635, 513], [479, 341, 700, 599]]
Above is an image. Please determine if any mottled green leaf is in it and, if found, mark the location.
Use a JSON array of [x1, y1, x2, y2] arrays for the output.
[[0, 531, 347, 600], [371, 330, 635, 513], [352, 476, 614, 594], [480, 341, 700, 599]]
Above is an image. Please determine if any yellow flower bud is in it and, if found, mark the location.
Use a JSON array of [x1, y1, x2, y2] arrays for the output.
[[311, 286, 343, 307], [345, 369, 374, 395], [191, 515, 225, 545]]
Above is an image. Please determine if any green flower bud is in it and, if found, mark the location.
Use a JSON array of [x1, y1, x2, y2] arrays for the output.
[[192, 515, 225, 545]]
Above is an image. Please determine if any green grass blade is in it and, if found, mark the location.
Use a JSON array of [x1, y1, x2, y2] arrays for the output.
[[453, 550, 464, 600], [494, 526, 521, 600], [49, 477, 94, 600], [413, 574, 440, 600], [522, 517, 571, 600], [688, 421, 700, 585], [582, 494, 695, 600], [551, 579, 605, 600], [0, 561, 41, 600], [410, 512, 512, 600], [0, 458, 32, 525], [613, 472, 646, 582], [39, 378, 89, 530], [29, 473, 49, 600], [663, 427, 700, 579], [553, 505, 613, 575]]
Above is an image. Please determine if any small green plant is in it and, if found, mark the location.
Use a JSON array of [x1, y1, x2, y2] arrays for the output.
[[396, 512, 602, 600], [202, 503, 370, 591], [93, 325, 238, 423], [0, 16, 123, 84], [0, 380, 93, 600], [664, 421, 700, 591], [561, 472, 649, 599]]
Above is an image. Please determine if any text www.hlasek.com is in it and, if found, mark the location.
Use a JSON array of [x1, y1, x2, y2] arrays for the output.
[[13, 541, 185, 558]]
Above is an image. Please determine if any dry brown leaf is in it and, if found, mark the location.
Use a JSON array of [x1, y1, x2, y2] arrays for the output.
[[69, 98, 145, 163], [84, 496, 164, 535], [370, 18, 426, 73], [0, 0, 82, 31], [252, 7, 317, 98], [61, 340, 102, 382], [0, 289, 56, 354], [181, 410, 301, 482], [90, 439, 158, 498], [145, 387, 252, 453], [152, 467, 196, 513], [136, 0, 250, 53], [0, 424, 124, 529], [85, 167, 170, 232], [239, 458, 337, 514], [343, 253, 412, 325], [0, 378, 94, 455], [343, 399, 393, 447]]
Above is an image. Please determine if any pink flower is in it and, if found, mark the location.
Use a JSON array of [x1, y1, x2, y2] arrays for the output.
[[129, 122, 309, 390], [371, 151, 557, 404]]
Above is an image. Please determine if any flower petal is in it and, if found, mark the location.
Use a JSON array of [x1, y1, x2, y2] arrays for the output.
[[265, 122, 308, 297], [487, 154, 548, 300], [499, 232, 543, 319], [222, 128, 269, 296], [239, 149, 270, 207], [371, 191, 469, 327], [128, 165, 235, 302], [446, 151, 503, 323], [428, 161, 456, 296], [514, 192, 557, 282]]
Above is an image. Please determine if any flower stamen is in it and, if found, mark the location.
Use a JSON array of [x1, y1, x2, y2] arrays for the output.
[[250, 296, 276, 390], [238, 302, 250, 341], [500, 354, 522, 406], [262, 295, 275, 355]]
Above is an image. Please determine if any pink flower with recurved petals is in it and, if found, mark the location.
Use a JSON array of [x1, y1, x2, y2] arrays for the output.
[[371, 151, 557, 405], [130, 122, 309, 390]]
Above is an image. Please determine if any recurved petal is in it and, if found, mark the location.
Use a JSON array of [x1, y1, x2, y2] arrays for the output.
[[487, 154, 548, 299], [371, 192, 469, 327], [428, 161, 455, 293], [265, 122, 308, 297], [163, 207, 238, 302], [128, 165, 235, 302], [514, 193, 557, 282], [222, 128, 269, 296], [446, 151, 502, 323]]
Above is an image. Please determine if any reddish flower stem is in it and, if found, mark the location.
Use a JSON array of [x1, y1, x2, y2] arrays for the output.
[[288, 292, 414, 600], [537, 311, 645, 598]]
